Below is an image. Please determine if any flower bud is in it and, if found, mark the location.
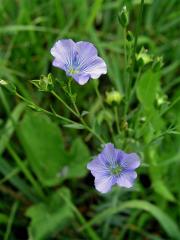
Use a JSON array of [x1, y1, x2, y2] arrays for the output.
[[156, 93, 168, 106], [0, 79, 16, 94], [127, 30, 134, 42], [32, 73, 54, 92], [136, 47, 152, 67], [118, 6, 129, 28], [105, 90, 123, 106]]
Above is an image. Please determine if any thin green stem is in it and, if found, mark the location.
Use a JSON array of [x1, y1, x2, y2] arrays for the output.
[[123, 28, 127, 72], [94, 82, 105, 110], [4, 201, 19, 240], [93, 82, 114, 138], [17, 90, 105, 144], [0, 89, 45, 199], [72, 96, 105, 144], [133, 0, 144, 68], [129, 66, 143, 103], [0, 166, 21, 185], [123, 26, 129, 119], [84, 124, 105, 144], [16, 92, 76, 124], [59, 192, 101, 240], [124, 0, 144, 117], [68, 80, 105, 144], [114, 106, 120, 134], [51, 90, 79, 117]]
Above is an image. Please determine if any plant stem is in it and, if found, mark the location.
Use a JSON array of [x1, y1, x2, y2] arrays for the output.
[[123, 28, 127, 72], [16, 92, 76, 124], [0, 89, 45, 200], [114, 106, 120, 134], [131, 0, 144, 78], [59, 192, 101, 240], [4, 201, 19, 240], [17, 89, 105, 144], [94, 81, 104, 110], [93, 81, 114, 137], [123, 26, 129, 119], [51, 90, 79, 117], [68, 80, 105, 144], [133, 0, 144, 65], [124, 0, 144, 117]]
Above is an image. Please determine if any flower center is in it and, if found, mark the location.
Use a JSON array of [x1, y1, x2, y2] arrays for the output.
[[110, 165, 122, 175], [68, 68, 79, 74], [67, 51, 80, 75]]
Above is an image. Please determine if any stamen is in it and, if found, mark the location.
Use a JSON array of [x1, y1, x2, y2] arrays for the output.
[[110, 165, 122, 175], [68, 68, 79, 74]]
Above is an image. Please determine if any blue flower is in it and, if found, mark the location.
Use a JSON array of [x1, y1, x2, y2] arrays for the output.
[[50, 39, 107, 85], [87, 143, 140, 193]]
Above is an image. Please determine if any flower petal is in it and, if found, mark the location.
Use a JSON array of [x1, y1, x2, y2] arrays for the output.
[[80, 56, 107, 79], [95, 174, 116, 193], [73, 73, 90, 85], [76, 41, 98, 64], [52, 59, 66, 71], [120, 153, 140, 170], [51, 39, 107, 83], [76, 41, 107, 79], [101, 143, 118, 166], [87, 156, 109, 177], [117, 170, 137, 188], [50, 39, 76, 69]]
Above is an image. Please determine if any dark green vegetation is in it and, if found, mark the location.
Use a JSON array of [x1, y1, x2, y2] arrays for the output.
[[0, 0, 180, 239]]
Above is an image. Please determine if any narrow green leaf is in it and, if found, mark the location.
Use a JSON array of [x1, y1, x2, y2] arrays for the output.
[[0, 102, 26, 154], [153, 180, 175, 202], [64, 122, 85, 129], [81, 200, 180, 240], [0, 157, 36, 201]]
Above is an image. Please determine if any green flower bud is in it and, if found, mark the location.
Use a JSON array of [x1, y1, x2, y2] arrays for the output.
[[127, 30, 134, 42], [32, 73, 54, 92], [156, 93, 168, 106], [136, 47, 153, 67], [118, 6, 129, 28], [106, 91, 123, 106], [121, 120, 128, 130]]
